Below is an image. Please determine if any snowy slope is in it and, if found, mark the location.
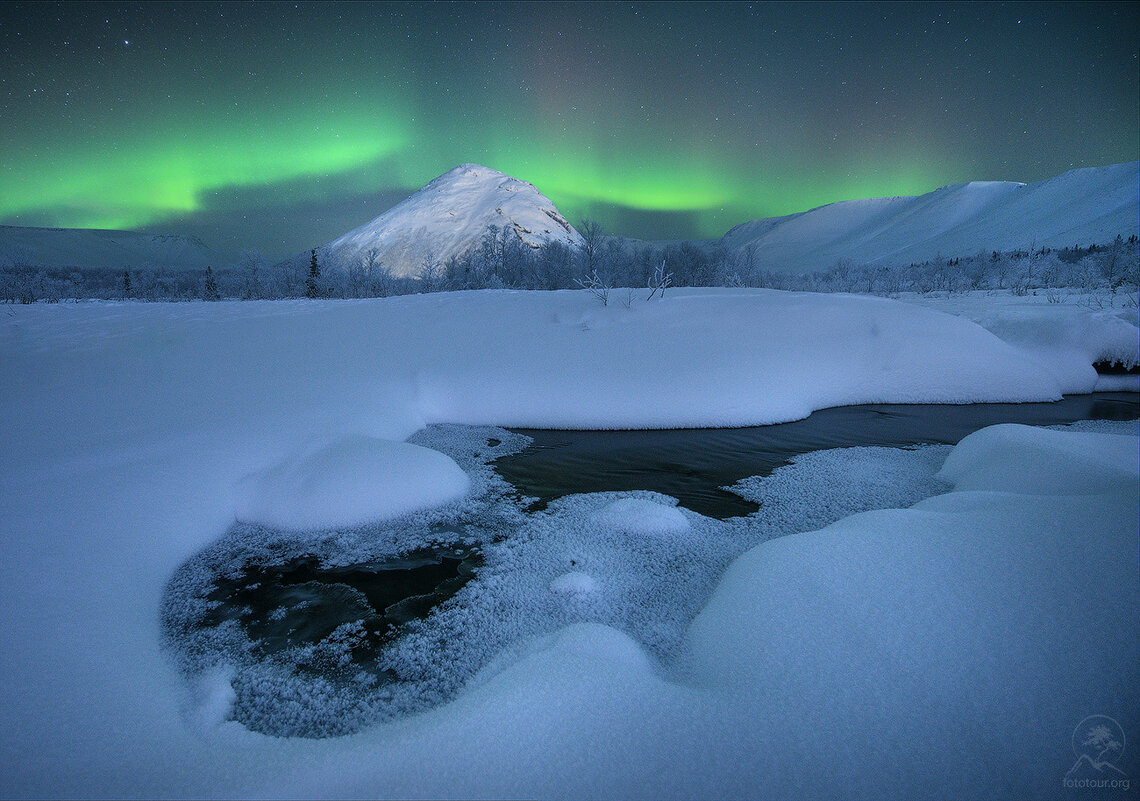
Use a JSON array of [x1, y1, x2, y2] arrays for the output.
[[721, 162, 1140, 273], [323, 163, 585, 277], [0, 224, 229, 271]]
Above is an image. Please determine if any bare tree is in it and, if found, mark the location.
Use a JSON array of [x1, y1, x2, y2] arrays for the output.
[[419, 250, 442, 292], [575, 268, 611, 306], [239, 249, 264, 299], [577, 218, 604, 276], [646, 260, 673, 301]]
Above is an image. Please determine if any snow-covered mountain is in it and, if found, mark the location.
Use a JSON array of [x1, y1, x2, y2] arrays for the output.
[[322, 163, 584, 277], [718, 162, 1139, 273], [0, 224, 229, 271], [4, 162, 1134, 279]]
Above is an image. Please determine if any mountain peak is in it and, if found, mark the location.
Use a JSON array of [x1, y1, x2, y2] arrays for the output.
[[324, 165, 583, 277]]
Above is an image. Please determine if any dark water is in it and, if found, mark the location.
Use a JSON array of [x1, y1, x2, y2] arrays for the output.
[[201, 543, 481, 664], [496, 393, 1140, 518]]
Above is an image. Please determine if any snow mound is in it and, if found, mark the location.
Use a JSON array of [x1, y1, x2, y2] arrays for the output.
[[324, 163, 584, 277], [938, 422, 1140, 495], [680, 421, 1139, 799], [591, 497, 690, 535], [233, 435, 470, 530], [186, 665, 236, 734], [549, 571, 599, 595]]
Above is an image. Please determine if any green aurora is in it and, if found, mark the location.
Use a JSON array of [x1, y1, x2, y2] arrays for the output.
[[2, 1, 1137, 256]]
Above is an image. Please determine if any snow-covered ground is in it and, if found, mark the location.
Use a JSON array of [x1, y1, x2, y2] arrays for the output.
[[1, 288, 1136, 799]]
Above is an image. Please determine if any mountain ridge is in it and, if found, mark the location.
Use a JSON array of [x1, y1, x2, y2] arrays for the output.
[[3, 162, 1135, 276], [717, 162, 1138, 273], [0, 224, 230, 272]]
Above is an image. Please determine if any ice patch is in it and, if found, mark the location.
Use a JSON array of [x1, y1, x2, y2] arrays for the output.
[[727, 444, 951, 538], [165, 427, 955, 739], [233, 435, 470, 531]]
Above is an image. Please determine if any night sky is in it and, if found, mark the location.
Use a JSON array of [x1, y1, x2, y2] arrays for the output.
[[2, 1, 1137, 258]]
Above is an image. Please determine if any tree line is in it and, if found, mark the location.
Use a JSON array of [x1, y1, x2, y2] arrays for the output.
[[2, 223, 1136, 304]]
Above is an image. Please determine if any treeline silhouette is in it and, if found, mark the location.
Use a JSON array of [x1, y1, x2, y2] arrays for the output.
[[2, 225, 1136, 303]]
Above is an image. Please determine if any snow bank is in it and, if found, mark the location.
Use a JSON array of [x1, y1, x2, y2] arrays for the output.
[[939, 423, 1139, 495], [679, 421, 1139, 799], [233, 435, 469, 530], [0, 290, 1075, 441], [410, 289, 1065, 428], [905, 291, 1140, 393]]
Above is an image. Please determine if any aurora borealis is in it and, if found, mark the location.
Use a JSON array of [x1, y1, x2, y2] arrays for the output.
[[2, 1, 1138, 257]]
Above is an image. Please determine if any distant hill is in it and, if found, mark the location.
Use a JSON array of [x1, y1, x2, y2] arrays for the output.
[[0, 225, 232, 271], [716, 162, 1139, 273]]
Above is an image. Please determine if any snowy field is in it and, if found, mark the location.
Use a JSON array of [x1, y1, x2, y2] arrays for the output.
[[1, 288, 1137, 799]]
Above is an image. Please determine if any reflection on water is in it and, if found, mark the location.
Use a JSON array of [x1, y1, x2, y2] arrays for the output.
[[496, 393, 1139, 518]]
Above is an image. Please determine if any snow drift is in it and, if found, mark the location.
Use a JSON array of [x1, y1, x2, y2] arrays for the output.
[[904, 291, 1140, 393], [233, 435, 470, 530]]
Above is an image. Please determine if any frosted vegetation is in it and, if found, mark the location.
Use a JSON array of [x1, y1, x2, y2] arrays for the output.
[[1, 227, 1137, 307]]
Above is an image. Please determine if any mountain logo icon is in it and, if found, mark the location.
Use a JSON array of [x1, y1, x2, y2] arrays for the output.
[[1066, 715, 1127, 779]]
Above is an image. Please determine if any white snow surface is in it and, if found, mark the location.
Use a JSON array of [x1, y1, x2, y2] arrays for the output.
[[233, 435, 470, 530], [677, 423, 1138, 800], [1, 289, 1137, 799], [592, 496, 691, 535], [549, 571, 600, 595], [324, 163, 585, 277], [720, 162, 1139, 273]]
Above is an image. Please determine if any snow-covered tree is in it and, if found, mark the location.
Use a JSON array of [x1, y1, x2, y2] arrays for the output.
[[305, 249, 321, 299], [203, 266, 220, 301]]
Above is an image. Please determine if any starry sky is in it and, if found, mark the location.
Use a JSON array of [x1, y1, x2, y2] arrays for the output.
[[2, 1, 1138, 258]]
